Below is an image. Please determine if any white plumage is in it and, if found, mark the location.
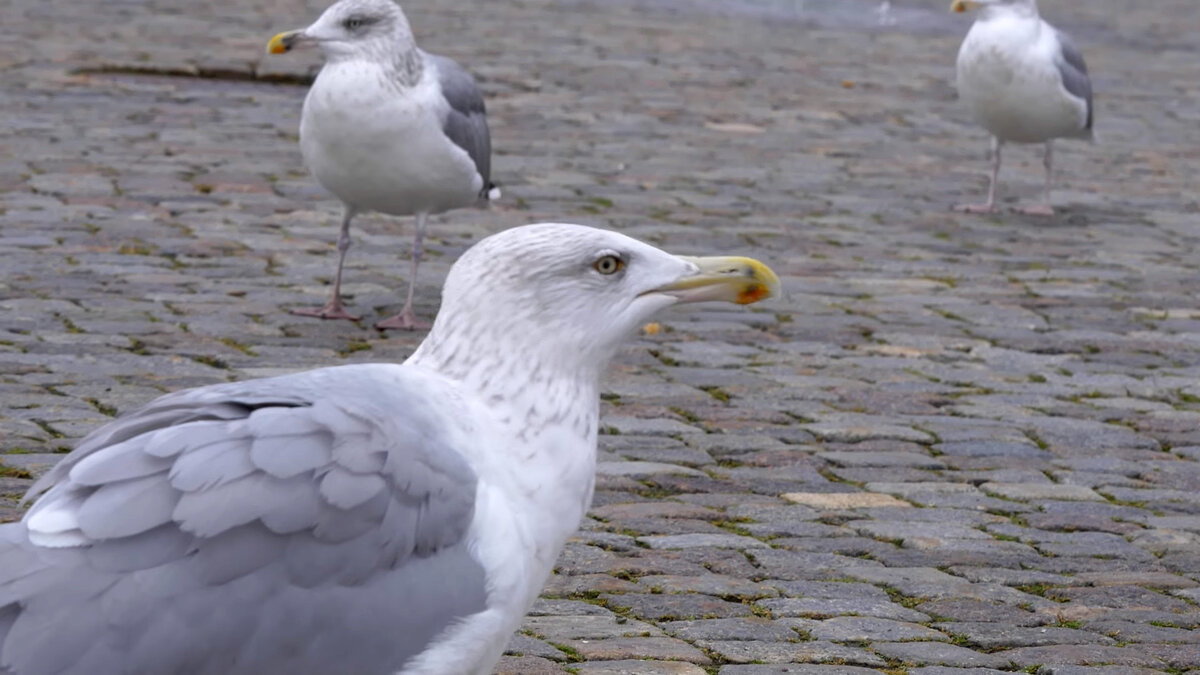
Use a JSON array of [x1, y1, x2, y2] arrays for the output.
[[269, 0, 496, 329], [0, 223, 778, 675], [951, 0, 1094, 215]]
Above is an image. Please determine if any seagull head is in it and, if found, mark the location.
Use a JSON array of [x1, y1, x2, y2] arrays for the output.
[[951, 0, 1038, 19], [267, 0, 415, 61], [415, 223, 780, 376]]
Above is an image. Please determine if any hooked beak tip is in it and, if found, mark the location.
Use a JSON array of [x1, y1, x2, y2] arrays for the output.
[[266, 30, 301, 55], [656, 256, 781, 306]]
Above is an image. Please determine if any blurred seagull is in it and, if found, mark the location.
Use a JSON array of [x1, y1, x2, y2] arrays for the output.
[[877, 1, 896, 26], [951, 0, 1093, 215], [0, 223, 779, 675], [268, 0, 498, 329]]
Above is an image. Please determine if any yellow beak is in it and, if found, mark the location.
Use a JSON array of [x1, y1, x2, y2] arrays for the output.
[[266, 30, 304, 55], [657, 256, 780, 306], [950, 0, 984, 12]]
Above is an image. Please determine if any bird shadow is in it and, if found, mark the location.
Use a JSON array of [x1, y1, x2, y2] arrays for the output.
[[952, 201, 1153, 229], [1036, 203, 1151, 228]]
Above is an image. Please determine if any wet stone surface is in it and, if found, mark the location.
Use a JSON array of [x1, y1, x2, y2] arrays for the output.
[[3, 0, 1200, 672]]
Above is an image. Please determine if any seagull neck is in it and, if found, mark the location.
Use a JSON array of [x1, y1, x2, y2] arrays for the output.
[[981, 2, 1038, 22], [324, 38, 423, 88], [408, 331, 603, 439], [389, 46, 424, 88], [383, 19, 423, 86]]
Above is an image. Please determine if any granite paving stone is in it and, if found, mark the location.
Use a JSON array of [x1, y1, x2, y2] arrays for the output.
[[637, 534, 770, 550], [804, 616, 948, 642], [781, 491, 913, 509], [494, 655, 568, 674], [521, 614, 665, 641], [1081, 620, 1200, 644], [638, 573, 775, 599], [1001, 645, 1170, 668], [765, 597, 931, 623], [934, 623, 1117, 649], [572, 660, 709, 674], [717, 667, 885, 675], [981, 482, 1107, 502], [600, 593, 757, 621], [503, 634, 568, 662], [554, 637, 710, 664], [871, 641, 1011, 669], [1032, 662, 1171, 667], [910, 669, 1011, 675], [697, 639, 887, 667], [659, 617, 800, 642]]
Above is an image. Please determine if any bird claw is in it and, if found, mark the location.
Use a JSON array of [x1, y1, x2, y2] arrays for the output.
[[375, 309, 431, 331]]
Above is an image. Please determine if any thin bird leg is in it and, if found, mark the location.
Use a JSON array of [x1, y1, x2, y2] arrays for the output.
[[292, 207, 362, 320], [955, 136, 1002, 214], [1020, 140, 1056, 216], [376, 211, 433, 331]]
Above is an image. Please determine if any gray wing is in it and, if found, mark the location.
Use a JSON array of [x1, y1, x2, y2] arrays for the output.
[[428, 52, 493, 195], [1054, 29, 1093, 131], [0, 366, 487, 675]]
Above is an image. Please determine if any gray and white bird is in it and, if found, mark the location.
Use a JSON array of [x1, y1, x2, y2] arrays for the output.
[[877, 1, 895, 26], [951, 0, 1093, 215], [268, 0, 497, 330], [0, 223, 778, 675]]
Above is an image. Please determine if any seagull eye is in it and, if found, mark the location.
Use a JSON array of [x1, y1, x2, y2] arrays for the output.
[[592, 255, 624, 276], [343, 16, 365, 30]]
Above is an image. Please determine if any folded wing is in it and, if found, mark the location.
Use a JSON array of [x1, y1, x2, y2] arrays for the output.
[[2, 365, 487, 675]]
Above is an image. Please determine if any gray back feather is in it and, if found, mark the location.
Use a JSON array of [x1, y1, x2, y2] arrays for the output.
[[428, 51, 493, 195], [1, 364, 489, 675], [1055, 29, 1093, 132]]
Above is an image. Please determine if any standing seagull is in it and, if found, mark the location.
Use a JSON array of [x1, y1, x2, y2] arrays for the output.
[[0, 223, 778, 675], [268, 0, 497, 330], [951, 0, 1093, 215], [877, 1, 896, 26]]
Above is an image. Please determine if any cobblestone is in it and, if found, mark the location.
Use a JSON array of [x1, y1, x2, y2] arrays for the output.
[[3, 0, 1200, 672]]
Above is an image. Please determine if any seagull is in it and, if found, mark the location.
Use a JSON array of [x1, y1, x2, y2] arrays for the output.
[[268, 0, 498, 330], [951, 0, 1093, 215], [877, 1, 896, 26], [0, 223, 779, 675]]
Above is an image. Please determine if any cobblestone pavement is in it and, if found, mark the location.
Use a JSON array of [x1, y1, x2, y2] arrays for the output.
[[4, 0, 1200, 672]]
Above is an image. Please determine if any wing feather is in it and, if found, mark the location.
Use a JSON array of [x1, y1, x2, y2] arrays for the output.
[[76, 475, 179, 539], [174, 472, 301, 537], [25, 490, 87, 537], [318, 467, 388, 510], [1054, 29, 1093, 131], [312, 485, 391, 543], [250, 429, 333, 479], [3, 365, 486, 674], [193, 522, 287, 585], [69, 436, 170, 486], [258, 477, 324, 535], [428, 51, 492, 193], [283, 535, 363, 587], [86, 524, 193, 573], [168, 436, 257, 492]]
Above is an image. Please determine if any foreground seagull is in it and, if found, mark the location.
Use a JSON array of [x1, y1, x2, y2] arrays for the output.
[[0, 223, 778, 675], [951, 0, 1093, 215], [268, 0, 497, 330]]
